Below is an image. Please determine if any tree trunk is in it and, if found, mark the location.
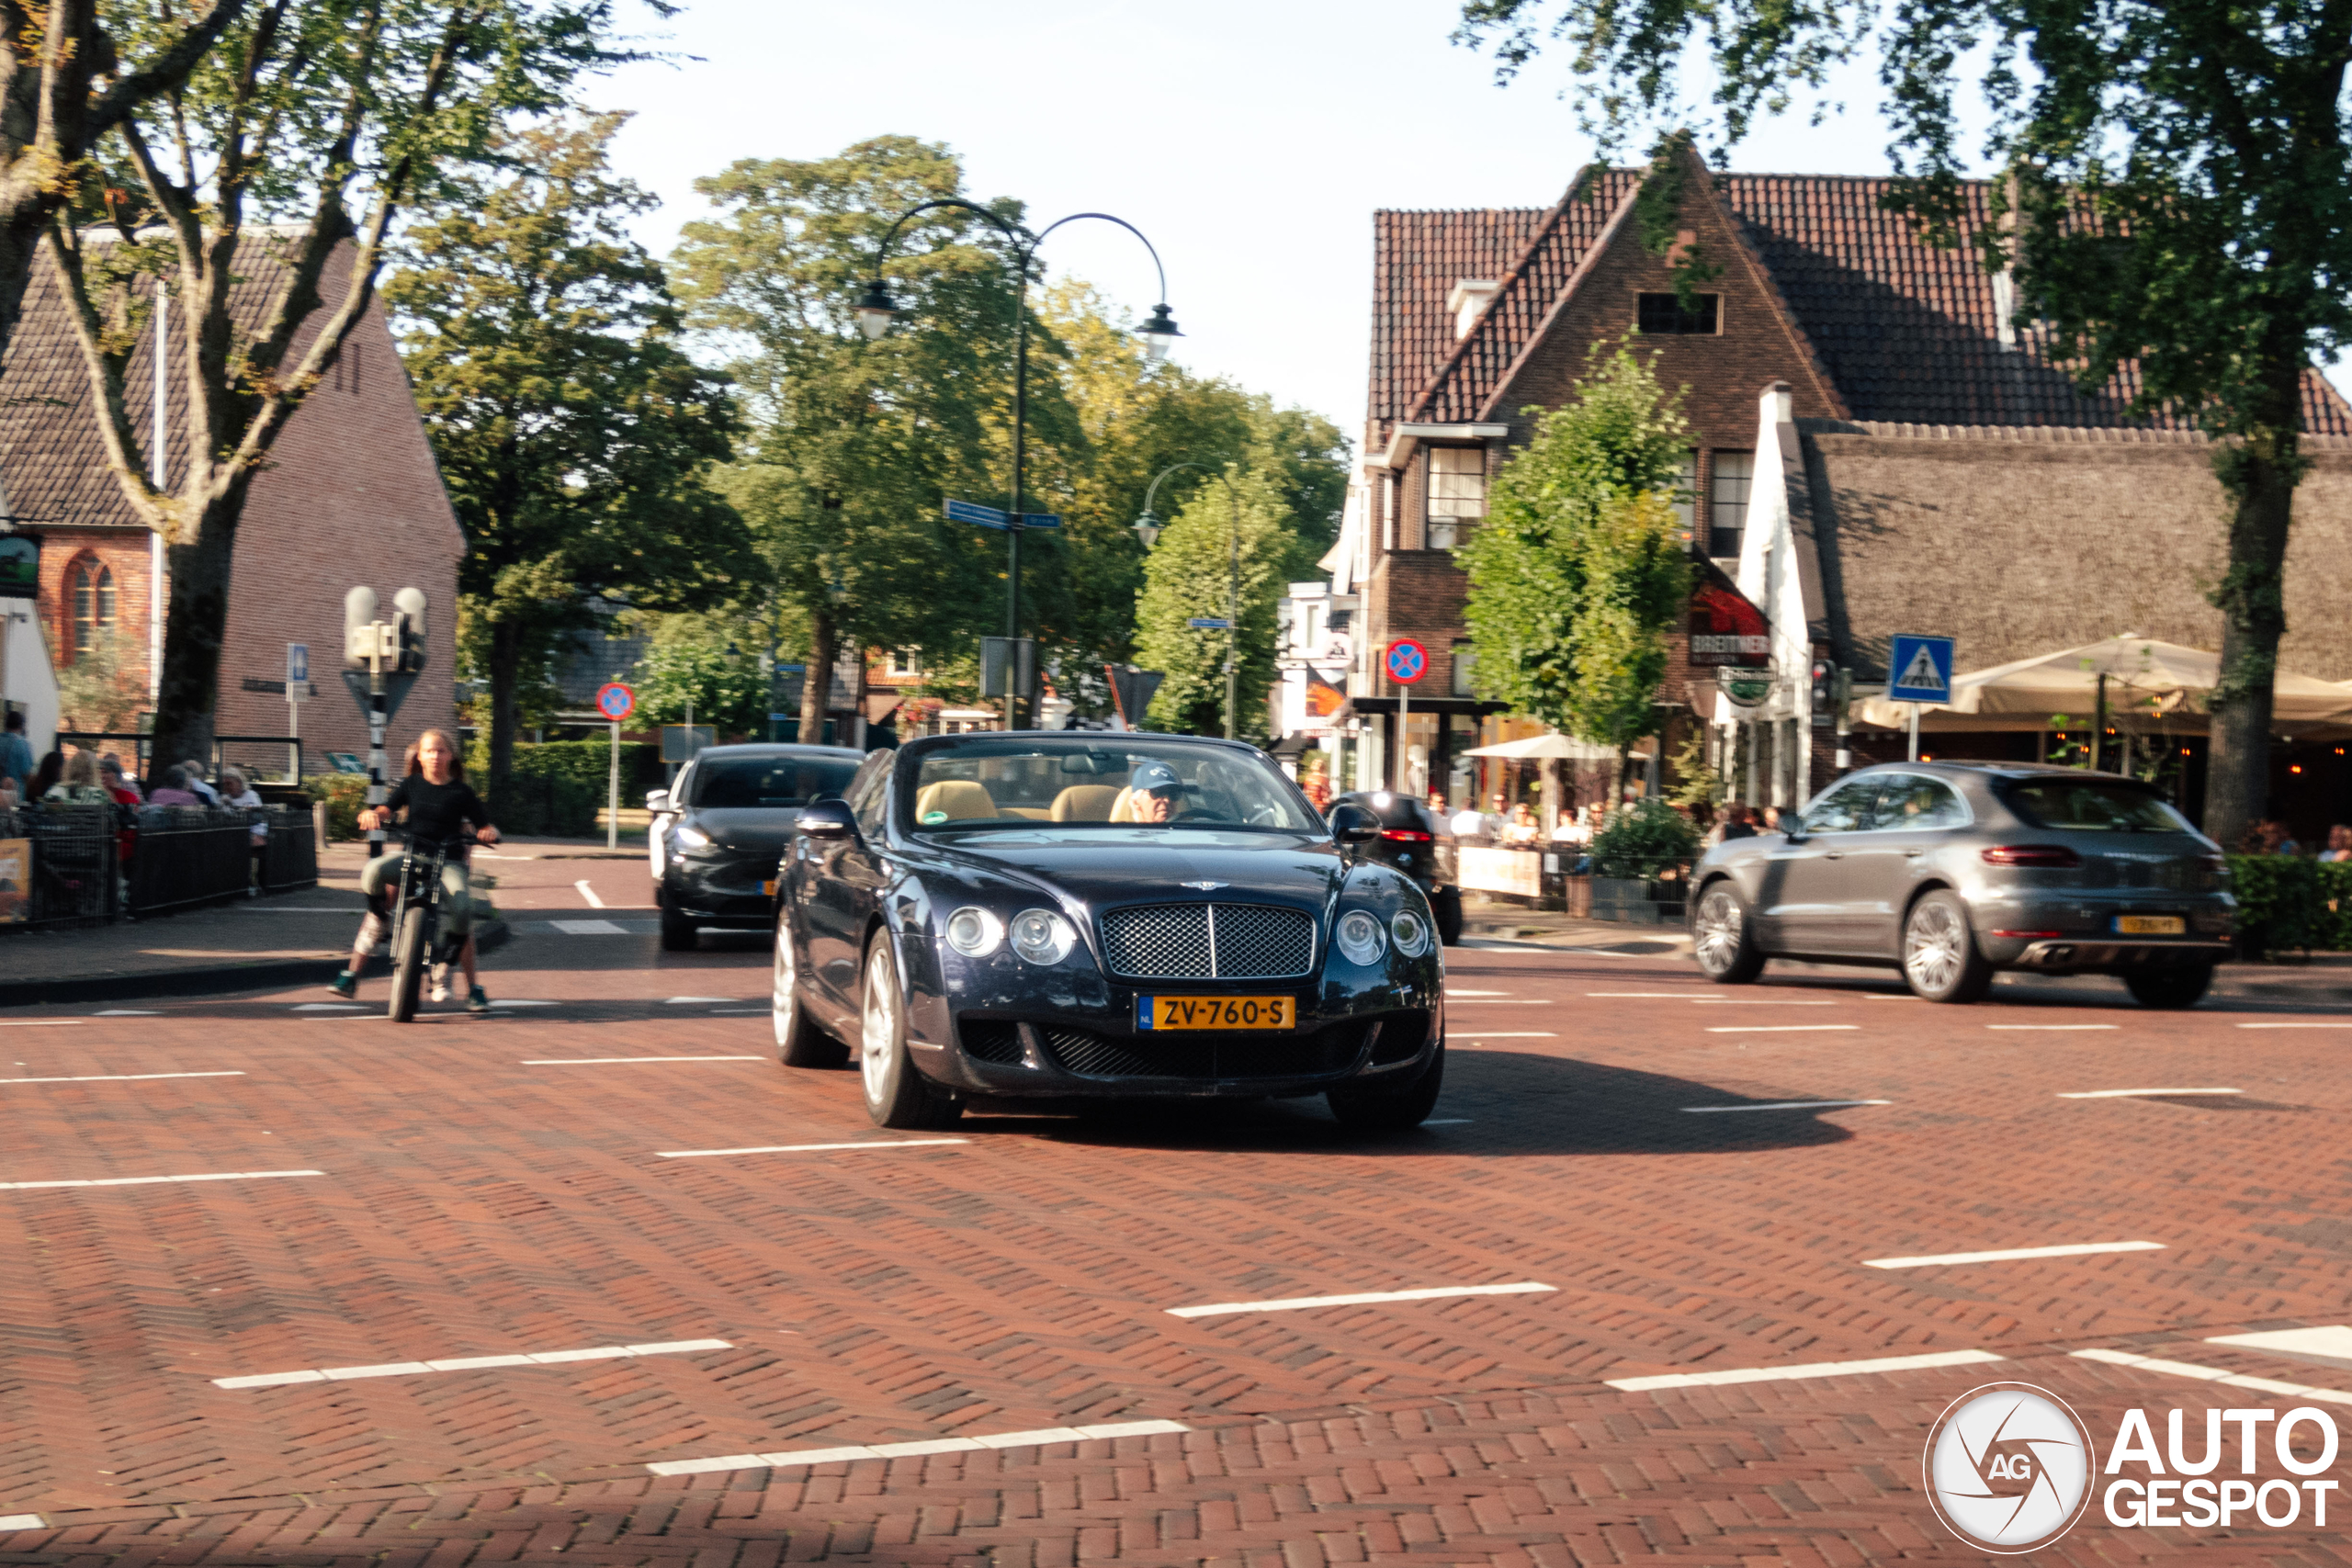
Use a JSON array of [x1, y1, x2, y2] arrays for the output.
[[799, 606, 835, 746], [2203, 415, 2302, 852], [485, 616, 526, 820], [146, 500, 241, 774]]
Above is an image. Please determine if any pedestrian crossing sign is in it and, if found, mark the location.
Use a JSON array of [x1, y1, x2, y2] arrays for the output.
[[1887, 634, 1955, 704]]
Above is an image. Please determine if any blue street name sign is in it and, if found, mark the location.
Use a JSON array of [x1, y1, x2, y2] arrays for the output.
[[1887, 633, 1956, 704], [1188, 616, 1233, 630], [944, 498, 1010, 530], [1018, 513, 1061, 529]]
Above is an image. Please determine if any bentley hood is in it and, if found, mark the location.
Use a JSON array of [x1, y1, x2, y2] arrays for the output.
[[930, 829, 1349, 915]]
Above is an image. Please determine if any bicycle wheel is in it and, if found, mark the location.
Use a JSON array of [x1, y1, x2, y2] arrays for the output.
[[389, 904, 428, 1022]]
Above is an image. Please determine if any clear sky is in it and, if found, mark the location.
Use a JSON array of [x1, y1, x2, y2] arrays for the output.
[[582, 0, 2346, 442]]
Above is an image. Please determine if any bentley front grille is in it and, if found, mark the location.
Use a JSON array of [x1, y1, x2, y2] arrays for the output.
[[1098, 902, 1315, 980]]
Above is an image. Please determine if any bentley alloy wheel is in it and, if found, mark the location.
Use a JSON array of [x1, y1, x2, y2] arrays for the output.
[[858, 938, 959, 1130], [774, 912, 844, 1067]]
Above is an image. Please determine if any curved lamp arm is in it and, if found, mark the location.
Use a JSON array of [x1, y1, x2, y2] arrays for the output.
[[857, 201, 1181, 355]]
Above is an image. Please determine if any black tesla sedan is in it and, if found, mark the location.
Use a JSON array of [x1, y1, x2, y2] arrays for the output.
[[769, 732, 1446, 1132], [650, 743, 863, 949], [1324, 790, 1464, 944]]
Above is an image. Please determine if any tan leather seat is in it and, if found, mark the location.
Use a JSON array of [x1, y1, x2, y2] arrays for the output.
[[914, 779, 998, 822], [1108, 786, 1142, 823], [1051, 784, 1122, 821]]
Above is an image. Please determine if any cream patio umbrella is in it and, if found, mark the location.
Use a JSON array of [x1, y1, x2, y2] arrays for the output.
[[1855, 636, 2352, 729], [1461, 732, 1634, 761]]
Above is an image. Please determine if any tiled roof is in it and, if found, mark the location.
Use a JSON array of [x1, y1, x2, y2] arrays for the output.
[[0, 243, 294, 529], [1374, 171, 2352, 439], [1368, 206, 1547, 433]]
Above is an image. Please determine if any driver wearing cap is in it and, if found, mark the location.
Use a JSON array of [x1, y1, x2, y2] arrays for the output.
[[1129, 760, 1188, 823]]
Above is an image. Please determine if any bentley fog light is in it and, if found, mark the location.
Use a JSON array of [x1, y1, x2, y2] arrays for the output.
[[1390, 908, 1430, 957], [944, 906, 1005, 957], [1335, 909, 1386, 965], [1010, 908, 1077, 964]]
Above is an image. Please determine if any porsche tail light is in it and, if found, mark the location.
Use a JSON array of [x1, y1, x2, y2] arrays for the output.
[[1982, 844, 2082, 868]]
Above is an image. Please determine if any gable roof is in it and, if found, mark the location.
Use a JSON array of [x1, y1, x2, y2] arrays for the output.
[[1375, 168, 2352, 441], [1368, 206, 1548, 434]]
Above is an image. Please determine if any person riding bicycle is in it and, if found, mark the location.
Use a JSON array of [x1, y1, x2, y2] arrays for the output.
[[329, 728, 502, 1010]]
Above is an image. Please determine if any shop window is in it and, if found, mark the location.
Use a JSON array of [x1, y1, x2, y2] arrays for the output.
[[1451, 641, 1476, 697], [1426, 446, 1487, 550], [71, 560, 115, 658], [1710, 450, 1753, 558], [1636, 292, 1720, 334]]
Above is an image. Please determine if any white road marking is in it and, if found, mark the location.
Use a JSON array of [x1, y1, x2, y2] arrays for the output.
[[1461, 1032, 1557, 1039], [1446, 989, 1515, 997], [2238, 1021, 2352, 1029], [523, 1055, 763, 1066], [2057, 1087, 2242, 1099], [1704, 1025, 1860, 1034], [647, 1418, 1192, 1477], [1865, 995, 1922, 1000], [573, 879, 606, 908], [0, 1514, 42, 1530], [1167, 1281, 1555, 1318], [0, 1021, 86, 1028], [1862, 1240, 2165, 1269], [550, 919, 628, 935], [0, 1168, 323, 1191], [494, 1000, 558, 1007], [1607, 1348, 2004, 1392], [1691, 1000, 1840, 1006], [1443, 998, 1552, 1005], [1986, 1024, 2119, 1031], [2207, 1325, 2352, 1362], [1589, 992, 1706, 998], [2072, 1347, 2352, 1405], [92, 1010, 162, 1016], [1, 1071, 244, 1086], [666, 996, 741, 1004], [1683, 1100, 1890, 1113], [290, 1003, 361, 1012], [656, 1139, 967, 1158], [214, 1337, 732, 1389], [232, 906, 366, 912]]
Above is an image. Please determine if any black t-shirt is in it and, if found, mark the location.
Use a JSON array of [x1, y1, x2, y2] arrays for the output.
[[384, 774, 492, 856]]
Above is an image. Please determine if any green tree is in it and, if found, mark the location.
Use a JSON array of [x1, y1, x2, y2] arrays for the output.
[[1132, 468, 1291, 739], [672, 136, 1043, 741], [50, 0, 642, 770], [1460, 343, 1694, 792], [628, 612, 772, 739], [1456, 0, 2352, 846], [386, 110, 750, 820]]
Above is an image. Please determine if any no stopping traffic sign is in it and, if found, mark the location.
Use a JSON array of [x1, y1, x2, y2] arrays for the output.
[[594, 682, 635, 722], [1385, 639, 1429, 684]]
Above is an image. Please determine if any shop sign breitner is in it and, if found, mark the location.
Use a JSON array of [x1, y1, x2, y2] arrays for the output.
[[1689, 570, 1773, 708], [1922, 1382, 2341, 1552]]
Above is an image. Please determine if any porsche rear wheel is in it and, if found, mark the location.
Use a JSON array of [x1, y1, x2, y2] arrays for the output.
[[775, 911, 844, 1067], [1327, 1039, 1444, 1132], [859, 937, 960, 1131]]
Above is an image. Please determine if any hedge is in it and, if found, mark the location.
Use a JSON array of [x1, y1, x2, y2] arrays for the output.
[[466, 740, 662, 837], [2226, 855, 2352, 956]]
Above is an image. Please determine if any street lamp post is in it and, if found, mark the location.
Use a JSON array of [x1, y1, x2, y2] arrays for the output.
[[856, 201, 1179, 728], [1133, 461, 1242, 740]]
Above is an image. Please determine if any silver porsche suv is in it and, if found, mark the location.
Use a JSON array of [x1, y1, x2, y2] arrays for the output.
[[1690, 763, 2233, 1006]]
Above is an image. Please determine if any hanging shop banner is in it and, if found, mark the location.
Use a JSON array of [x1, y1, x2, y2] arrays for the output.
[[1719, 668, 1776, 708], [1688, 565, 1771, 668]]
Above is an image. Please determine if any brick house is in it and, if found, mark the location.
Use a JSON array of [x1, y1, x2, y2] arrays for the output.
[[0, 240, 462, 777], [1317, 143, 2352, 827]]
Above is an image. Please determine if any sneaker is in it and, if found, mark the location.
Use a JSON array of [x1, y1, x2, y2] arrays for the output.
[[327, 971, 357, 999], [466, 986, 491, 1015], [428, 962, 450, 1003]]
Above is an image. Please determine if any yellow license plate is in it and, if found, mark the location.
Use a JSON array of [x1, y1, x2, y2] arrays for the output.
[[1138, 995, 1295, 1031], [760, 880, 777, 897], [2115, 915, 2186, 935]]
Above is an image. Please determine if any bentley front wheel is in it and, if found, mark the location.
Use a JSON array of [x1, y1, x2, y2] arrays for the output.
[[859, 938, 960, 1131]]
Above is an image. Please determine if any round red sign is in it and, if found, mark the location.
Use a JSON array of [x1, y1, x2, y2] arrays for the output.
[[1385, 639, 1430, 684], [594, 682, 635, 722]]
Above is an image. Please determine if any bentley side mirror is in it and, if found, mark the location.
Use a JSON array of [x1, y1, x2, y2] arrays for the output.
[[797, 800, 856, 840], [644, 789, 671, 814], [1329, 802, 1382, 847]]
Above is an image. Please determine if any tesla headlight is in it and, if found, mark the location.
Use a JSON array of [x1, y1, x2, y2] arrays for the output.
[[1390, 908, 1430, 957], [1335, 908, 1386, 965], [1010, 908, 1077, 965], [944, 906, 1005, 957], [674, 823, 712, 849]]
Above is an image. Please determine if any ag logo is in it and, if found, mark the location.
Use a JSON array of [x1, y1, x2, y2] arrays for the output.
[[1923, 1382, 2094, 1553]]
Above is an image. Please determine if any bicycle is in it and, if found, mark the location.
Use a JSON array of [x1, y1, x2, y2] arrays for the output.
[[385, 830, 475, 1023]]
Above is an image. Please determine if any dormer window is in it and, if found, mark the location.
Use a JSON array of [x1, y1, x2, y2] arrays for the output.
[[1636, 292, 1720, 334], [1446, 279, 1500, 339]]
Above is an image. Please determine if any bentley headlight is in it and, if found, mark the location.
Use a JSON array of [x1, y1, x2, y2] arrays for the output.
[[944, 906, 1005, 957], [1010, 908, 1077, 964], [674, 823, 712, 849], [1335, 908, 1386, 965], [1390, 908, 1430, 957]]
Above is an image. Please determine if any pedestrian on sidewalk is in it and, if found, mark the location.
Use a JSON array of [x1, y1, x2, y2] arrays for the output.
[[100, 754, 141, 801], [26, 750, 61, 803], [0, 710, 31, 795], [144, 764, 202, 807], [219, 768, 267, 895], [43, 750, 107, 804], [181, 759, 222, 807]]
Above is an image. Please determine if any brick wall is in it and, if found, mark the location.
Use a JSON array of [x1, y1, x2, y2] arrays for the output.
[[37, 527, 156, 718]]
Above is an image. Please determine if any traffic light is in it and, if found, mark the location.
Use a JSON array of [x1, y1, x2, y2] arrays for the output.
[[1810, 659, 1836, 726], [392, 587, 429, 674]]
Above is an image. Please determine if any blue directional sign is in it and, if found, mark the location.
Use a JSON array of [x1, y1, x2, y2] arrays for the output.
[[944, 498, 1009, 530], [1188, 616, 1233, 630], [1018, 513, 1061, 529], [1887, 633, 1956, 704]]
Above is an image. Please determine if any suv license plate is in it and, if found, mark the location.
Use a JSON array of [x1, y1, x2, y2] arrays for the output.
[[1137, 996, 1295, 1031], [760, 879, 777, 897], [2115, 914, 2187, 935]]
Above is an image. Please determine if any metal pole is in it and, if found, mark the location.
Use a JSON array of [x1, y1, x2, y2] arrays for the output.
[[366, 654, 387, 861], [288, 692, 299, 784], [2093, 671, 2108, 772], [1226, 483, 1240, 741], [1907, 703, 1920, 762], [607, 720, 618, 851], [1007, 247, 1030, 731], [1397, 680, 1409, 792]]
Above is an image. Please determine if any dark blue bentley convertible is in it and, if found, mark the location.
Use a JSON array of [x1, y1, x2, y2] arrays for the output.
[[769, 732, 1446, 1131]]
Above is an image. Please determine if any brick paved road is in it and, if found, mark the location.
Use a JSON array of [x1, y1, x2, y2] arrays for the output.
[[3, 916, 2349, 1563]]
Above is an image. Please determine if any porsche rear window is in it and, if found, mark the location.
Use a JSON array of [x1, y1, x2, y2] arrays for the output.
[[692, 757, 860, 809], [2001, 780, 2193, 832], [907, 739, 1320, 833]]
